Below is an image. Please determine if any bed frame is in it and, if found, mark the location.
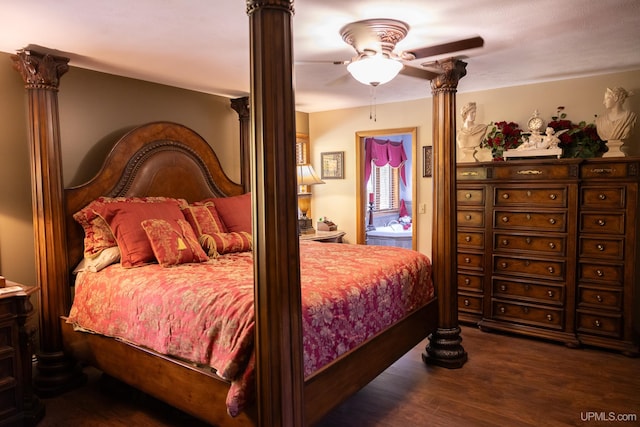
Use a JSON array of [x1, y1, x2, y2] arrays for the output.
[[12, 1, 468, 425]]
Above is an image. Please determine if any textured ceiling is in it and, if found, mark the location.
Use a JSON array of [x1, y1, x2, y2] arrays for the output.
[[2, 0, 640, 113]]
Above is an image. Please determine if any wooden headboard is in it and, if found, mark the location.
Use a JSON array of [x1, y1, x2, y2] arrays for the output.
[[64, 121, 244, 271]]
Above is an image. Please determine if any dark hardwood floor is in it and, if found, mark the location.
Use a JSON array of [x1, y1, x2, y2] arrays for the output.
[[37, 326, 640, 427]]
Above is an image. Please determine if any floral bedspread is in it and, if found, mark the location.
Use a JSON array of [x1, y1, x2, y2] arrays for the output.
[[67, 241, 434, 416]]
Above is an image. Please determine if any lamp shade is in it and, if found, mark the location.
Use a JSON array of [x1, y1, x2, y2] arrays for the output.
[[297, 164, 324, 192], [347, 54, 403, 86]]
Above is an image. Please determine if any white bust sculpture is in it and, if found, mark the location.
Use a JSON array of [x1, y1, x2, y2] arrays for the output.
[[596, 87, 637, 157], [457, 102, 488, 162]]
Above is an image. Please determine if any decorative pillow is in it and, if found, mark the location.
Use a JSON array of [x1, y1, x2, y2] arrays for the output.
[[141, 218, 208, 267], [91, 199, 187, 268], [182, 202, 227, 237], [207, 192, 252, 234], [72, 247, 121, 273], [199, 232, 252, 257], [74, 196, 188, 258]]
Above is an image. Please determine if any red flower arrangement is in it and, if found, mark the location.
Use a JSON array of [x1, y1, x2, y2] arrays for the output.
[[548, 106, 606, 158], [480, 121, 523, 161]]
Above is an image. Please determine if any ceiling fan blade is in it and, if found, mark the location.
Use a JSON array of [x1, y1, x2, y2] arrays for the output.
[[399, 65, 440, 81], [407, 36, 484, 60]]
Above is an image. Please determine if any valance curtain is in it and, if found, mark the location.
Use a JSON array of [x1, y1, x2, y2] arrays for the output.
[[364, 137, 407, 186]]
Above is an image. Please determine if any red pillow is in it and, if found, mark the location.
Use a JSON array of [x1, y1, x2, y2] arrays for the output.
[[91, 199, 186, 268], [74, 196, 187, 258], [141, 218, 209, 267], [208, 192, 252, 234], [199, 232, 252, 257], [182, 202, 227, 236]]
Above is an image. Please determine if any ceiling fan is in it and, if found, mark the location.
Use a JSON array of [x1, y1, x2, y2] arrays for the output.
[[335, 18, 484, 86]]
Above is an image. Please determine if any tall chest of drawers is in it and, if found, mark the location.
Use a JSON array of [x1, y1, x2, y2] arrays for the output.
[[456, 158, 640, 355]]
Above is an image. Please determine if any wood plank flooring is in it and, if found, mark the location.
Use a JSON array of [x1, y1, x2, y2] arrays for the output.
[[37, 326, 640, 426]]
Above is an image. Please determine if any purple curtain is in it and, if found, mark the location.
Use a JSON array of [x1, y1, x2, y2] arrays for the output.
[[364, 137, 407, 185]]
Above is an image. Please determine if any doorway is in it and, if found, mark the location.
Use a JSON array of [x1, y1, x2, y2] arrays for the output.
[[355, 127, 417, 250]]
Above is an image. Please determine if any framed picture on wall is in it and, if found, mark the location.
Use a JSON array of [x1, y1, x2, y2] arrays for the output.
[[321, 151, 344, 179], [422, 146, 433, 178]]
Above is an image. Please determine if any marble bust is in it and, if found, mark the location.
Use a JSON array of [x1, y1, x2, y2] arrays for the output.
[[457, 102, 488, 162], [596, 87, 637, 157]]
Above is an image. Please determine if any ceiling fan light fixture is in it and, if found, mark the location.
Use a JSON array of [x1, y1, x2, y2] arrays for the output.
[[347, 54, 403, 86]]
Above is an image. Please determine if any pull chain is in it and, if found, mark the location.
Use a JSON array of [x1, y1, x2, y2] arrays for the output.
[[369, 84, 378, 121]]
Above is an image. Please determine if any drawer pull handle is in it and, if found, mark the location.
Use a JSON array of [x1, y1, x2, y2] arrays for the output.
[[464, 278, 471, 285], [461, 171, 479, 176], [548, 242, 556, 249], [596, 244, 605, 251], [598, 194, 606, 200], [594, 320, 602, 328], [464, 257, 471, 264], [465, 214, 472, 220], [597, 219, 606, 226], [524, 284, 530, 291], [548, 266, 555, 274], [596, 269, 604, 277], [501, 262, 508, 269], [546, 314, 553, 321], [547, 290, 554, 297], [465, 236, 472, 242], [499, 306, 506, 314], [549, 193, 557, 200], [527, 190, 532, 197], [526, 214, 532, 220], [549, 218, 556, 225], [502, 216, 509, 223], [522, 307, 529, 314], [465, 193, 472, 199], [525, 237, 532, 244], [517, 170, 543, 175], [464, 299, 471, 306], [525, 260, 531, 267], [500, 285, 507, 291], [502, 239, 509, 246], [590, 168, 613, 174], [502, 193, 510, 199], [596, 295, 603, 303]]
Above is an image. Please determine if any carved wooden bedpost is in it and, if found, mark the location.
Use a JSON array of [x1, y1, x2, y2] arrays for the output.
[[11, 49, 85, 394], [246, 1, 305, 426], [423, 58, 468, 368], [230, 96, 251, 193]]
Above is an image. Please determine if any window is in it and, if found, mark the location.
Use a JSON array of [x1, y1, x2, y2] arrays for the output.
[[368, 164, 399, 211]]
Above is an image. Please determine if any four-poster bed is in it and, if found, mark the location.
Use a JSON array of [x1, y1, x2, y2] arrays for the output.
[[11, 1, 468, 425]]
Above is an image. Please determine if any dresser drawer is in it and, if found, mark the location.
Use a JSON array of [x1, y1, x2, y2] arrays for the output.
[[578, 286, 622, 310], [494, 210, 566, 232], [579, 236, 624, 260], [493, 278, 563, 305], [0, 386, 18, 415], [458, 294, 483, 314], [494, 233, 565, 256], [492, 299, 563, 329], [457, 273, 483, 291], [494, 255, 564, 279], [494, 187, 567, 207], [0, 300, 18, 320], [580, 212, 625, 234], [458, 209, 484, 227], [576, 310, 622, 338], [457, 231, 484, 249], [458, 253, 484, 271], [578, 262, 624, 285], [581, 186, 626, 209], [457, 167, 487, 180], [457, 187, 485, 205], [493, 163, 578, 180], [581, 162, 634, 179]]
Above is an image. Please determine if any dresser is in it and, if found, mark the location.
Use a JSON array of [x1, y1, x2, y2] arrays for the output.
[[456, 158, 640, 355], [0, 283, 44, 426]]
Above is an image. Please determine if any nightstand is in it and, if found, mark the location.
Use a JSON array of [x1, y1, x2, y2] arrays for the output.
[[299, 230, 346, 243], [0, 282, 44, 426]]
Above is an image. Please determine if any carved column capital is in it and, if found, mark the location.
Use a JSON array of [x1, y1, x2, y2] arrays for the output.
[[430, 58, 467, 94], [231, 96, 250, 119], [246, 0, 294, 14], [11, 49, 69, 90]]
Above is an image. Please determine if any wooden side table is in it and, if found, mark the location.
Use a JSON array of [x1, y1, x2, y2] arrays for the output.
[[0, 282, 44, 426], [299, 230, 346, 243]]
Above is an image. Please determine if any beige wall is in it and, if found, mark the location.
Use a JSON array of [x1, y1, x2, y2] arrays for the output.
[[308, 69, 640, 257]]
